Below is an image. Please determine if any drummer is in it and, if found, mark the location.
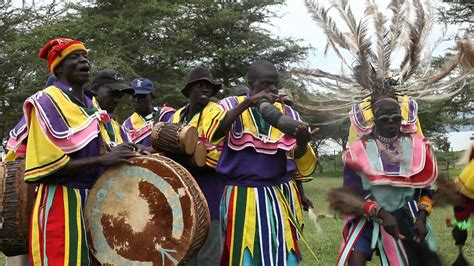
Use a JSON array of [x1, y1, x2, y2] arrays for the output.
[[170, 66, 227, 265], [90, 69, 135, 146], [5, 38, 145, 265], [122, 77, 175, 147], [207, 60, 317, 265]]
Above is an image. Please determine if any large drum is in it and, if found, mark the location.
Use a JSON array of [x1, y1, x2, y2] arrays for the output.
[[151, 122, 198, 155], [0, 160, 35, 256], [85, 155, 210, 265]]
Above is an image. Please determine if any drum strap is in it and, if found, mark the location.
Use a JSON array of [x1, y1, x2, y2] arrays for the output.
[[152, 107, 161, 125], [180, 104, 204, 129]]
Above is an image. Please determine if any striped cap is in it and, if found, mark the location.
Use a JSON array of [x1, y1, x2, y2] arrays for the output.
[[38, 38, 87, 75]]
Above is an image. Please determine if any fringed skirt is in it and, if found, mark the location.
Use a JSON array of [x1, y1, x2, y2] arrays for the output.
[[29, 184, 90, 266], [220, 180, 303, 266]]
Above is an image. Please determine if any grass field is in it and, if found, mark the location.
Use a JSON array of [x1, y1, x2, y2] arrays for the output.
[[0, 174, 471, 265], [299, 176, 474, 266]]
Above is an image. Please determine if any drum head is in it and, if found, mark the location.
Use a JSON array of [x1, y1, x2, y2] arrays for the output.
[[86, 155, 202, 265], [192, 141, 207, 167], [180, 126, 198, 155]]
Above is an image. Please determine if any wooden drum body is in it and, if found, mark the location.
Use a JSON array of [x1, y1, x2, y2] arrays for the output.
[[151, 122, 198, 155], [166, 140, 207, 168], [85, 155, 210, 265], [0, 160, 35, 256]]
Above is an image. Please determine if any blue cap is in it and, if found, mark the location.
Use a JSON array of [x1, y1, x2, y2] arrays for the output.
[[130, 78, 155, 95]]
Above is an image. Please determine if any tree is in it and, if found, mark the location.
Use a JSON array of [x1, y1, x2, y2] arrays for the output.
[[431, 133, 451, 152], [416, 51, 473, 137], [38, 0, 307, 120], [418, 86, 473, 136], [0, 0, 308, 142], [440, 0, 472, 34], [0, 1, 56, 149], [278, 72, 351, 150]]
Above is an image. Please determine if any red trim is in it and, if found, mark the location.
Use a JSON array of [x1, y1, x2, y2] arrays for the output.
[[221, 187, 236, 266], [45, 186, 66, 264], [336, 218, 368, 265], [363, 201, 377, 216], [46, 40, 82, 69], [290, 225, 301, 257], [346, 139, 437, 188], [368, 146, 437, 187]]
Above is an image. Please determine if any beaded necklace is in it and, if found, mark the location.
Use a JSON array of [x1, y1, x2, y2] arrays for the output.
[[375, 134, 402, 162]]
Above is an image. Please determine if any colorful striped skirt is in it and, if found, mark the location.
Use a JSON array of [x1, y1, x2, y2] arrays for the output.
[[29, 184, 90, 266], [220, 180, 303, 266], [337, 215, 437, 266]]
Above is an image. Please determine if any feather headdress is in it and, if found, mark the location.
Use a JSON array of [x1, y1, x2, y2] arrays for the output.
[[291, 0, 473, 126]]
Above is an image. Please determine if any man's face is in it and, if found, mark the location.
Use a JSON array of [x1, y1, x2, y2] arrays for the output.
[[94, 86, 124, 113], [249, 68, 279, 96], [374, 104, 402, 138], [132, 93, 152, 115], [189, 81, 213, 106], [56, 50, 90, 85]]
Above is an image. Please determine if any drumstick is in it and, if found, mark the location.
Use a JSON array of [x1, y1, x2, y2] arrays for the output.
[[307, 207, 333, 234]]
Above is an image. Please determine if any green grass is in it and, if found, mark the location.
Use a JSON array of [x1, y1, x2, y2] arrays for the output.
[[299, 176, 474, 266], [1, 174, 470, 265]]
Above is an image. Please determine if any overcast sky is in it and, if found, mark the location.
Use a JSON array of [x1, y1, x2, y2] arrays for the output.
[[267, 0, 464, 71], [267, 0, 472, 152]]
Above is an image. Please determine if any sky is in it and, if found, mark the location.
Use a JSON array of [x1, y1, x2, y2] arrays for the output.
[[267, 0, 465, 71], [15, 0, 466, 72], [12, 0, 474, 151], [265, 0, 472, 152]]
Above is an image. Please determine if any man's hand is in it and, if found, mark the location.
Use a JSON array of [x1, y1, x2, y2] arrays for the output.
[[293, 126, 319, 158], [378, 209, 405, 240], [301, 195, 314, 211], [413, 219, 427, 243], [133, 143, 152, 155], [294, 124, 319, 146], [248, 90, 278, 105], [413, 210, 428, 243], [99, 143, 141, 166]]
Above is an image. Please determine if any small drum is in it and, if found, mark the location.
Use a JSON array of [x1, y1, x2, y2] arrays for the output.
[[85, 155, 210, 265], [0, 160, 35, 256], [151, 122, 198, 155], [190, 141, 207, 167], [166, 140, 207, 168]]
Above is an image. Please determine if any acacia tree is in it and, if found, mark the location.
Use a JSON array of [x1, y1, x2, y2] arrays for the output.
[[0, 0, 308, 142], [440, 0, 472, 34], [42, 0, 307, 119], [0, 2, 56, 149]]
